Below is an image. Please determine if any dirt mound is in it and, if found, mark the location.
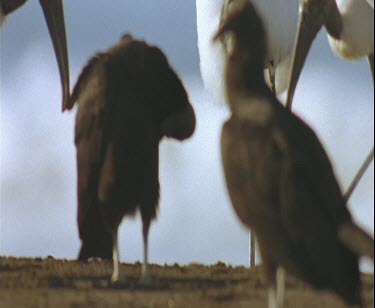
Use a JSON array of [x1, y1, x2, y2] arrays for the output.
[[0, 257, 373, 307]]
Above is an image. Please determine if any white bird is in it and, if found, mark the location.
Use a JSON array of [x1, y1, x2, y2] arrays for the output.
[[285, 0, 374, 198], [196, 0, 299, 104], [287, 0, 374, 107]]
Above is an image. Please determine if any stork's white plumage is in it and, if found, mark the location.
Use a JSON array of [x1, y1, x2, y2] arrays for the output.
[[328, 0, 374, 60], [287, 0, 374, 107], [196, 0, 299, 103]]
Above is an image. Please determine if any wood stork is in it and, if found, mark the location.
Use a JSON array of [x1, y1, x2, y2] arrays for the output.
[[196, 0, 299, 103], [286, 0, 374, 207], [287, 0, 374, 108], [71, 34, 196, 283], [1, 0, 70, 111], [197, 0, 299, 268], [214, 1, 374, 307]]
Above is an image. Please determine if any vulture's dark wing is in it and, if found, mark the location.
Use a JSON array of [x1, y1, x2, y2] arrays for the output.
[[274, 103, 361, 303], [71, 53, 113, 242], [221, 106, 300, 273], [72, 43, 160, 253], [221, 99, 361, 304]]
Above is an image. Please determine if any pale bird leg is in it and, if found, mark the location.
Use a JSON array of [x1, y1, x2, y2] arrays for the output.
[[250, 230, 256, 267], [268, 285, 277, 308], [140, 219, 152, 284], [369, 53, 374, 83], [276, 267, 286, 308], [111, 231, 125, 283], [344, 147, 374, 202], [267, 268, 285, 308]]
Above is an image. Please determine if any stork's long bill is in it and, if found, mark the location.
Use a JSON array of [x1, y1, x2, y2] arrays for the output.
[[286, 0, 342, 109], [39, 0, 71, 111]]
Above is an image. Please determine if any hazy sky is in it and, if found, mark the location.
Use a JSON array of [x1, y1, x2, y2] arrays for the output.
[[1, 1, 373, 270]]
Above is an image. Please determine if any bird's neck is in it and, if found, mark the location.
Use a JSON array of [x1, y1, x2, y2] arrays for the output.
[[225, 59, 272, 110]]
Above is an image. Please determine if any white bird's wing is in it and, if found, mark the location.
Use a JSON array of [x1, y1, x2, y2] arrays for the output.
[[367, 0, 374, 9]]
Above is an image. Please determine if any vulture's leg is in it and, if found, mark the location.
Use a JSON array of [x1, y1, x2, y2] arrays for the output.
[[250, 230, 256, 267], [140, 216, 152, 284], [276, 267, 286, 308], [111, 229, 125, 283]]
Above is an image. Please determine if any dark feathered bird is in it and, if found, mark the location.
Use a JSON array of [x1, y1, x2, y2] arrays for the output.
[[70, 34, 196, 283], [214, 1, 373, 306], [1, 0, 70, 111]]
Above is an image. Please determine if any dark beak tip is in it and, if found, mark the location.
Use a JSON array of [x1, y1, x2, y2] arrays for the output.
[[62, 98, 75, 112], [40, 0, 70, 113]]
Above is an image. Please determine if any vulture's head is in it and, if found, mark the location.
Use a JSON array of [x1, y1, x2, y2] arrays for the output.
[[142, 45, 196, 141]]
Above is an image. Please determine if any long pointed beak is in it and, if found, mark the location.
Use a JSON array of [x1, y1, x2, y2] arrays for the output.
[[39, 0, 71, 111], [286, 0, 336, 109], [368, 54, 374, 83]]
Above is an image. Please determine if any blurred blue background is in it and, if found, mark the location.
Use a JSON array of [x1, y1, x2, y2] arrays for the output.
[[1, 1, 373, 270]]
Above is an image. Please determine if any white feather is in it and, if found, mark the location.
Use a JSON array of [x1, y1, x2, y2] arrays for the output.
[[196, 0, 299, 103], [328, 0, 374, 59]]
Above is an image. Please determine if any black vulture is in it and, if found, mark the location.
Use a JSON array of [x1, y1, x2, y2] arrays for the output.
[[214, 0, 374, 306], [70, 34, 196, 283]]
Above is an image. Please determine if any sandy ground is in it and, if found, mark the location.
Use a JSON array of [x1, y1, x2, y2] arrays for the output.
[[0, 257, 373, 308]]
